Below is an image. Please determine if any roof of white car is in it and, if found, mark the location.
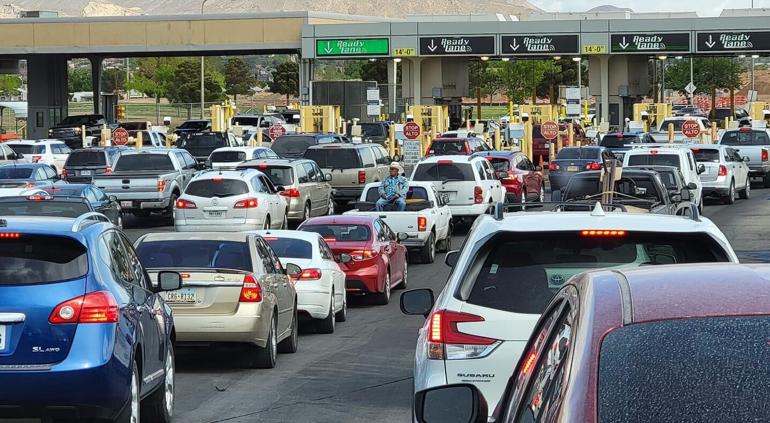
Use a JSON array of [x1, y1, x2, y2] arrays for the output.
[[211, 146, 270, 153], [362, 181, 435, 190], [418, 155, 480, 164], [251, 229, 322, 244], [192, 168, 263, 181], [6, 139, 66, 145], [137, 231, 252, 242], [624, 146, 691, 155]]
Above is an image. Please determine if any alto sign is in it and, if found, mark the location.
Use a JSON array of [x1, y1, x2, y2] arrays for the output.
[[501, 35, 579, 55], [419, 36, 495, 56], [610, 33, 690, 53], [697, 31, 770, 53], [682, 120, 701, 138]]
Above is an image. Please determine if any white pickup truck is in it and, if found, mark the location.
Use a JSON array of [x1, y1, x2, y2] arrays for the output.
[[344, 181, 453, 264]]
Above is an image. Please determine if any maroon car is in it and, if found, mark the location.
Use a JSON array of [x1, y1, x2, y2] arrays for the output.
[[415, 263, 770, 423], [471, 151, 544, 203], [425, 137, 492, 156]]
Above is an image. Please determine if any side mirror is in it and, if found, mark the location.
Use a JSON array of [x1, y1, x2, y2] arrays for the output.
[[687, 182, 698, 190], [109, 195, 118, 202], [680, 189, 692, 202], [16, 153, 23, 160], [670, 193, 682, 203], [285, 263, 302, 278], [339, 253, 352, 264], [445, 250, 460, 267], [414, 384, 488, 423], [743, 156, 751, 163], [157, 271, 182, 292], [397, 232, 409, 242], [496, 170, 508, 180], [697, 164, 706, 175], [275, 185, 285, 192], [400, 288, 435, 317], [392, 154, 402, 162], [325, 173, 333, 182]]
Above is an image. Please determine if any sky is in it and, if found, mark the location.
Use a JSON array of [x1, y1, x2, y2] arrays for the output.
[[529, 0, 770, 17]]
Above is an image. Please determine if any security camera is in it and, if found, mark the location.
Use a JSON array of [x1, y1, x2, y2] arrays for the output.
[[763, 109, 770, 120], [521, 112, 530, 123], [640, 111, 649, 121]]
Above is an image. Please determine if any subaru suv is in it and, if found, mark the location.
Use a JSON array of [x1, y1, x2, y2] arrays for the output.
[[0, 213, 182, 422]]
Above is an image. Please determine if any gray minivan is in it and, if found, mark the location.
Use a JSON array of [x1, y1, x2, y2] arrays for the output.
[[304, 144, 391, 206]]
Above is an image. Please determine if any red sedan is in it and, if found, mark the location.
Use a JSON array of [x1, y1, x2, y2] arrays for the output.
[[415, 263, 770, 422], [298, 215, 407, 305], [471, 151, 544, 203]]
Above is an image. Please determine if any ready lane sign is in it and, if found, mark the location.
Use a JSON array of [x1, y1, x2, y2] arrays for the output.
[[697, 32, 770, 52], [419, 36, 495, 56], [610, 33, 690, 53], [501, 35, 579, 55], [316, 39, 389, 57]]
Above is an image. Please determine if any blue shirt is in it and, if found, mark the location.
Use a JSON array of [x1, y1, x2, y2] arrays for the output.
[[378, 175, 409, 199]]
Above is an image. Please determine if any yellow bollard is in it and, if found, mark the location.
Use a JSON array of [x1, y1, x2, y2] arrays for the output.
[[388, 124, 396, 159], [668, 123, 674, 144], [165, 134, 172, 149], [724, 117, 729, 130], [136, 131, 143, 150], [568, 123, 574, 148], [711, 122, 717, 144], [100, 127, 109, 147], [342, 120, 348, 138], [557, 129, 563, 153], [257, 128, 263, 147], [549, 142, 555, 163], [524, 121, 533, 162], [81, 125, 87, 148], [494, 126, 501, 151]]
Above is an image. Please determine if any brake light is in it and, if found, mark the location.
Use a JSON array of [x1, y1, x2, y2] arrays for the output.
[[280, 188, 301, 198], [426, 310, 500, 360], [740, 127, 753, 132], [295, 268, 322, 280], [31, 155, 42, 163], [262, 237, 279, 241], [239, 274, 262, 302], [417, 216, 427, 232], [350, 249, 377, 261], [585, 162, 602, 171], [323, 237, 337, 242], [180, 273, 191, 279], [763, 149, 769, 162], [0, 233, 21, 239], [28, 194, 53, 201], [49, 291, 119, 324], [175, 198, 197, 209], [650, 150, 658, 155], [358, 170, 366, 184], [691, 148, 701, 152], [157, 179, 166, 192], [521, 351, 538, 374], [234, 198, 259, 208], [212, 177, 223, 182], [718, 164, 728, 176], [580, 230, 626, 237], [474, 186, 483, 204], [548, 162, 559, 171], [616, 133, 624, 138], [105, 167, 112, 175], [258, 164, 269, 169], [437, 160, 453, 164]]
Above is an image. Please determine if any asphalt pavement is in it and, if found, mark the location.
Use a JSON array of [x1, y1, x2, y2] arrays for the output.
[[121, 188, 770, 423]]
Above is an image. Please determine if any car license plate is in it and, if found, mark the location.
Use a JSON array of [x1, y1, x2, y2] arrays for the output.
[[165, 288, 197, 304], [80, 170, 92, 176], [206, 211, 224, 218], [567, 166, 579, 172], [121, 201, 133, 208], [0, 325, 6, 350]]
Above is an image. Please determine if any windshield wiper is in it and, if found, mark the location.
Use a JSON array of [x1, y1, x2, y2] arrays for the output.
[[440, 178, 463, 184]]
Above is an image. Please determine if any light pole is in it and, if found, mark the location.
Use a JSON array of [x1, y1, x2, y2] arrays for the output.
[[658, 56, 667, 103], [200, 0, 210, 119], [573, 57, 582, 114], [752, 54, 759, 93]]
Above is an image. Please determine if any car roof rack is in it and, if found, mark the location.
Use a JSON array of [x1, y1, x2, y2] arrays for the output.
[[71, 212, 110, 232], [489, 201, 629, 220]]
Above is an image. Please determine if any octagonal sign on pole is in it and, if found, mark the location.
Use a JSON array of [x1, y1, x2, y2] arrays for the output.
[[403, 122, 421, 140], [682, 120, 701, 138], [112, 127, 129, 146], [541, 121, 560, 140]]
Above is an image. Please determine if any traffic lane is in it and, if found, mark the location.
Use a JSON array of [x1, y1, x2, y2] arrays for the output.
[[701, 186, 770, 262]]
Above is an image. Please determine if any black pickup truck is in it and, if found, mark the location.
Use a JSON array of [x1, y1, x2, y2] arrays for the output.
[[49, 114, 107, 149]]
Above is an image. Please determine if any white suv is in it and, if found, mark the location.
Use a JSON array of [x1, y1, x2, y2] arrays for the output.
[[410, 156, 504, 224], [5, 139, 71, 174], [400, 206, 738, 418], [623, 146, 704, 211]]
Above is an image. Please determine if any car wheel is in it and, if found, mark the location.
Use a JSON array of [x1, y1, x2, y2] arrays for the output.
[[740, 178, 751, 200], [539, 183, 545, 202], [371, 271, 391, 305], [303, 202, 311, 221], [166, 193, 178, 222], [327, 197, 335, 215], [725, 181, 736, 205], [420, 233, 435, 264], [263, 216, 271, 230], [277, 304, 298, 353], [245, 315, 277, 369], [316, 294, 336, 334], [764, 173, 770, 189], [335, 291, 347, 322], [116, 360, 140, 423], [141, 342, 174, 423], [281, 212, 288, 229]]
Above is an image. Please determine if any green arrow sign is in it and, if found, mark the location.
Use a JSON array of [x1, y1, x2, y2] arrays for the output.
[[316, 39, 389, 57]]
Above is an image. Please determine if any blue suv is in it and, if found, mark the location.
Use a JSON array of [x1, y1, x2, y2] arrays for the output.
[[0, 213, 182, 422]]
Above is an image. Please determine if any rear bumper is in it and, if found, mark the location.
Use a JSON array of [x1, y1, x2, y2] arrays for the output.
[[296, 286, 332, 320], [547, 172, 576, 190], [332, 187, 364, 203], [449, 203, 488, 217], [172, 303, 270, 347], [344, 264, 381, 295], [402, 235, 429, 249], [749, 166, 770, 177], [111, 195, 170, 211], [175, 218, 263, 232]]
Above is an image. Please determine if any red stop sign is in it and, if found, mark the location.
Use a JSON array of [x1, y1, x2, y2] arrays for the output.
[[403, 122, 421, 140], [268, 124, 286, 140], [682, 120, 701, 138], [112, 127, 129, 145], [541, 121, 559, 140]]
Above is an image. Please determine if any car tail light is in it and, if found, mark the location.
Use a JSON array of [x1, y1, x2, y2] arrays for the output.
[[580, 230, 626, 237], [718, 164, 728, 176], [295, 268, 322, 280], [763, 149, 769, 162], [23, 182, 37, 189], [239, 274, 262, 302], [426, 310, 500, 360], [234, 198, 259, 208], [0, 233, 21, 239], [280, 188, 301, 198], [521, 351, 538, 374], [49, 291, 119, 324], [28, 194, 53, 201], [157, 179, 167, 192], [740, 127, 753, 132], [350, 249, 377, 261], [61, 168, 68, 178], [175, 198, 197, 209], [437, 160, 453, 164], [548, 162, 559, 171], [105, 167, 113, 175], [417, 216, 427, 232], [31, 155, 42, 163], [358, 170, 366, 184], [585, 162, 602, 171], [650, 150, 658, 155], [474, 186, 483, 204]]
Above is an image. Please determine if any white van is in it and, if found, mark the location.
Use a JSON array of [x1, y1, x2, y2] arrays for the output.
[[623, 146, 704, 211]]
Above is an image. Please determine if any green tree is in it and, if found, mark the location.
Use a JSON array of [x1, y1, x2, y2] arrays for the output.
[[223, 57, 256, 104], [490, 60, 555, 104], [102, 68, 126, 94], [166, 59, 226, 104], [269, 61, 299, 105], [127, 57, 180, 104], [536, 59, 582, 103], [68, 68, 92, 93], [665, 57, 745, 115], [0, 75, 22, 97], [360, 60, 388, 84]]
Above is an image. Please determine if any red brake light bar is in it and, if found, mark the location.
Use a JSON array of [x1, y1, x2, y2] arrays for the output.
[[437, 160, 453, 164], [258, 164, 269, 169], [581, 230, 626, 237], [0, 233, 21, 239]]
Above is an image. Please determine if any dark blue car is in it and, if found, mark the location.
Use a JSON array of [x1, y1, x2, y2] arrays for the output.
[[548, 146, 617, 191], [0, 214, 181, 422]]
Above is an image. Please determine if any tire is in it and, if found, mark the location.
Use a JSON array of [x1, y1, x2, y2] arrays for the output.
[[327, 196, 335, 215], [117, 212, 124, 230], [141, 342, 175, 423], [277, 304, 298, 353], [303, 202, 312, 221], [116, 360, 140, 423], [764, 173, 770, 189], [725, 181, 736, 205], [538, 184, 545, 202], [335, 292, 347, 322], [166, 192, 178, 223], [245, 315, 277, 369], [281, 212, 288, 229], [740, 178, 751, 200], [420, 233, 436, 264], [263, 216, 271, 230], [316, 294, 336, 334], [371, 271, 391, 305]]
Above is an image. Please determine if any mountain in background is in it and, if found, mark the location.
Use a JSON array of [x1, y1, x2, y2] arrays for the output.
[[0, 0, 540, 18]]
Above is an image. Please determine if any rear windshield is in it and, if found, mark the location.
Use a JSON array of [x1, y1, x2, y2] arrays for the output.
[[210, 151, 246, 163], [304, 148, 361, 169], [659, 120, 690, 131], [0, 234, 88, 284], [136, 240, 251, 271], [360, 123, 386, 138], [412, 162, 475, 182], [556, 148, 600, 160], [627, 154, 681, 168], [720, 131, 770, 146], [185, 179, 249, 198], [464, 232, 730, 314], [0, 201, 90, 217], [692, 149, 720, 162], [263, 237, 313, 259], [66, 151, 107, 167], [564, 175, 662, 203], [251, 165, 293, 186], [273, 136, 321, 158], [115, 154, 174, 172], [601, 135, 640, 148], [300, 224, 371, 242], [7, 144, 45, 155], [232, 117, 260, 127], [653, 170, 678, 190], [600, 316, 770, 422], [182, 134, 226, 148], [0, 168, 32, 179], [428, 140, 467, 155], [178, 121, 209, 130], [365, 186, 429, 202]]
